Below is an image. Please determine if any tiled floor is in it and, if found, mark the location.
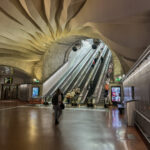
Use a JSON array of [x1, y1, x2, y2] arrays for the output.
[[0, 104, 148, 150]]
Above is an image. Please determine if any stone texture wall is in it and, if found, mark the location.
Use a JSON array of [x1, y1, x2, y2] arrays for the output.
[[112, 51, 124, 80]]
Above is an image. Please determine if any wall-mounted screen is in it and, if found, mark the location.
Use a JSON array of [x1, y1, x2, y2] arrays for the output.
[[123, 86, 134, 101], [111, 86, 121, 102], [32, 87, 39, 98]]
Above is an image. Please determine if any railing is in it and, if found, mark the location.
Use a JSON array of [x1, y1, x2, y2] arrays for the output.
[[62, 47, 100, 93], [123, 47, 150, 145], [43, 44, 102, 101], [79, 46, 108, 103], [93, 51, 112, 104], [123, 46, 150, 81], [135, 110, 150, 143], [66, 48, 101, 92], [43, 46, 94, 99], [85, 49, 110, 102], [61, 49, 95, 91]]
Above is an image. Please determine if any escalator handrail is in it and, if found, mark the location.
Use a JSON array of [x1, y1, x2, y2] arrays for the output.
[[44, 47, 94, 98], [94, 52, 112, 104], [79, 47, 107, 103], [83, 49, 110, 103], [63, 48, 101, 93], [61, 48, 98, 92]]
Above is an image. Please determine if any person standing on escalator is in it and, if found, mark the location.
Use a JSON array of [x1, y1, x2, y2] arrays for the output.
[[101, 56, 104, 63]]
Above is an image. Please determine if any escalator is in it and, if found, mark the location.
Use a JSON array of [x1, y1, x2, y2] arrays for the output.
[[95, 51, 112, 104], [61, 47, 99, 94], [84, 48, 110, 104], [44, 46, 95, 98], [79, 46, 108, 104], [44, 41, 112, 106], [64, 47, 102, 93]]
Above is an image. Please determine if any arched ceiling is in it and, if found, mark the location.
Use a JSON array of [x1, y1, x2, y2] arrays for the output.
[[0, 0, 150, 81]]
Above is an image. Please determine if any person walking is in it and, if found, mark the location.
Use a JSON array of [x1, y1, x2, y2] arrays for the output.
[[52, 88, 64, 125]]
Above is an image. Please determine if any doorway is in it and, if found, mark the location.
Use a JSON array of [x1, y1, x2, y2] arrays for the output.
[[1, 85, 18, 100]]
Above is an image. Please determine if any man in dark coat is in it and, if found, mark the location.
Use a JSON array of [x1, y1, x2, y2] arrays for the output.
[[52, 88, 64, 125]]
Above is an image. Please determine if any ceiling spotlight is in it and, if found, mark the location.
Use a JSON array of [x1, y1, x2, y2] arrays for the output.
[[33, 78, 40, 83], [72, 46, 77, 51], [92, 44, 97, 49], [92, 39, 100, 49], [33, 78, 37, 82], [72, 41, 82, 52]]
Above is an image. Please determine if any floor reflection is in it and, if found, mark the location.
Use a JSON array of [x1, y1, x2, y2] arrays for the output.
[[0, 105, 148, 150], [112, 109, 122, 128]]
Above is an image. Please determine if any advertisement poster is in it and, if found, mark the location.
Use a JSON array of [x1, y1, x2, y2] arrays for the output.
[[32, 87, 39, 97], [111, 87, 121, 102]]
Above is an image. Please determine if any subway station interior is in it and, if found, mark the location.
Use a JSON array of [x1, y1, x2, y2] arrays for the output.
[[0, 0, 150, 150]]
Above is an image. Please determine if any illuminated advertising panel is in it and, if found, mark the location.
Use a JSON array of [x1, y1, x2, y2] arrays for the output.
[[111, 86, 121, 102], [32, 87, 39, 98]]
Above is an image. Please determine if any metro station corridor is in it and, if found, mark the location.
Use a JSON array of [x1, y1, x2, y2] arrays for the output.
[[0, 0, 150, 150]]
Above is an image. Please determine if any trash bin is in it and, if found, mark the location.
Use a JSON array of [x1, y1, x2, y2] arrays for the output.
[[126, 100, 137, 126]]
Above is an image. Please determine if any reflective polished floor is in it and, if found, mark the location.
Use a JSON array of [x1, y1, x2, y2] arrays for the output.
[[0, 100, 27, 109], [0, 104, 148, 150]]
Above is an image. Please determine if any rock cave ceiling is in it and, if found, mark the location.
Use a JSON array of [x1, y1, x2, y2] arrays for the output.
[[0, 0, 150, 80]]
